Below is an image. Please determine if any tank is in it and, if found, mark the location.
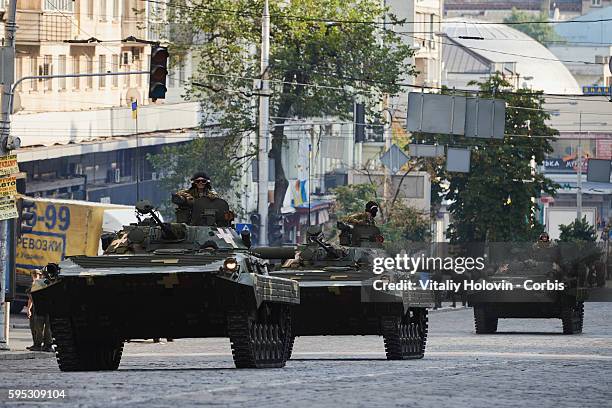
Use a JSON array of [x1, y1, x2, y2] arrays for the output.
[[262, 223, 435, 360], [31, 200, 299, 371], [467, 241, 596, 335]]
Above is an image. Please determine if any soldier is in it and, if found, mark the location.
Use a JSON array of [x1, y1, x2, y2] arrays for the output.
[[26, 270, 53, 352], [172, 172, 233, 226], [341, 201, 379, 226]]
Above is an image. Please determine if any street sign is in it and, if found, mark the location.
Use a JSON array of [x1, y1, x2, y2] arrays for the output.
[[408, 144, 445, 158], [380, 144, 410, 173], [446, 148, 471, 173], [0, 154, 19, 176], [236, 223, 253, 233], [407, 93, 466, 135], [464, 98, 506, 139], [587, 158, 612, 183]]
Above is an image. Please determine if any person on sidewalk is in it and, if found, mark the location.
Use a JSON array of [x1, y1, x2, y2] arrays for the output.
[[26, 270, 53, 352]]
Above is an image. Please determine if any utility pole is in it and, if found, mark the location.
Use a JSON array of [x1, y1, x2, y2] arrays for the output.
[[577, 111, 583, 221], [0, 0, 17, 351], [257, 0, 270, 245]]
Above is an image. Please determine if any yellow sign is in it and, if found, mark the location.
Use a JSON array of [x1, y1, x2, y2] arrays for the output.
[[0, 155, 19, 176], [0, 197, 18, 220], [16, 200, 105, 272], [0, 176, 17, 197]]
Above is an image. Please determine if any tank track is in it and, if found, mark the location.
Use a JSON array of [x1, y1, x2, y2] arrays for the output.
[[285, 336, 296, 360], [474, 307, 498, 334], [227, 305, 292, 368], [561, 301, 584, 334], [382, 308, 428, 360], [50, 317, 124, 372]]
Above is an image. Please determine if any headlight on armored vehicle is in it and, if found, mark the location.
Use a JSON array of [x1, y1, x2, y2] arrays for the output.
[[223, 258, 239, 272]]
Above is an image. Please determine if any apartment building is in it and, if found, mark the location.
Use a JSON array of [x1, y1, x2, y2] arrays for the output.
[[5, 0, 155, 112], [0, 1, 198, 205]]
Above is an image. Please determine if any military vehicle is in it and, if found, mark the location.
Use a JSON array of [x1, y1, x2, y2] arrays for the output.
[[467, 242, 595, 335], [31, 200, 299, 371], [259, 223, 434, 360]]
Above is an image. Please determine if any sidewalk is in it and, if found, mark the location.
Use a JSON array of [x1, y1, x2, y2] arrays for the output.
[[0, 311, 55, 360]]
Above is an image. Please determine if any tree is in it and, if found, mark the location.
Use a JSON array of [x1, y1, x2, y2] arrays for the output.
[[147, 137, 242, 219], [332, 183, 429, 253], [167, 0, 414, 239], [558, 216, 597, 242], [503, 9, 564, 44], [412, 75, 558, 243]]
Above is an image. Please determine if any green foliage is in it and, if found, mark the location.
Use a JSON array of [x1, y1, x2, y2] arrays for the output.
[[380, 202, 430, 243], [558, 216, 597, 242], [147, 137, 241, 218], [331, 183, 377, 219], [412, 75, 558, 243], [503, 9, 564, 43], [332, 183, 429, 249], [169, 0, 415, 215]]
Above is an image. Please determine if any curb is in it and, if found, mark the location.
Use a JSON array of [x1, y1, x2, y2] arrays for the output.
[[429, 306, 472, 313], [0, 351, 55, 360]]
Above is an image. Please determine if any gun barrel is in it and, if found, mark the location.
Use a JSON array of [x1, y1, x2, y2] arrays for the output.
[[250, 247, 297, 260]]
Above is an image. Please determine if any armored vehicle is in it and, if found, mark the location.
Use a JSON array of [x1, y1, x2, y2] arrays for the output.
[[31, 200, 299, 371], [467, 242, 595, 335], [260, 223, 435, 360]]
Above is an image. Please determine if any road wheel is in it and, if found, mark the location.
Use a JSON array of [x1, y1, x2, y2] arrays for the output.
[[285, 335, 296, 360], [561, 301, 584, 334], [227, 304, 292, 368], [474, 307, 498, 334], [382, 308, 428, 360], [50, 317, 123, 372]]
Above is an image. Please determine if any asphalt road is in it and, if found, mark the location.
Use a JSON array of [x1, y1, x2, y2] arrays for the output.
[[1, 304, 611, 408]]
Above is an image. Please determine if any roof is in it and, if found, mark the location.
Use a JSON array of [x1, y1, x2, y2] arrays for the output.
[[444, 0, 581, 11], [554, 6, 612, 43], [443, 19, 582, 94]]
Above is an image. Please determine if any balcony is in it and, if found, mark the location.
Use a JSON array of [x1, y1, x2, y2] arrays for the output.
[[121, 19, 146, 40], [15, 11, 72, 43]]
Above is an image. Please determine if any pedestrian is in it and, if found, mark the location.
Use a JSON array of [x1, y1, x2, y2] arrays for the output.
[[26, 270, 53, 352]]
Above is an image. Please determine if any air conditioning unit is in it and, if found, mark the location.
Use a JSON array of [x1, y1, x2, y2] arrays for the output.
[[114, 168, 121, 183], [151, 172, 157, 180]]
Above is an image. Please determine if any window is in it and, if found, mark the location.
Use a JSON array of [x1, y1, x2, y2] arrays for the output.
[[87, 0, 94, 19], [43, 55, 53, 91], [429, 14, 435, 40], [100, 0, 107, 20], [112, 55, 119, 87], [72, 56, 80, 90], [30, 57, 38, 91], [44, 0, 74, 11], [58, 55, 66, 90], [99, 55, 106, 88], [179, 62, 186, 84], [136, 60, 142, 86], [592, 0, 602, 6], [168, 57, 175, 88], [113, 0, 120, 19], [86, 56, 93, 89]]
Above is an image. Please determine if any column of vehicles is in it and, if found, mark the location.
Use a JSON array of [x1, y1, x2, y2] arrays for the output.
[[29, 193, 434, 371], [28, 193, 604, 372]]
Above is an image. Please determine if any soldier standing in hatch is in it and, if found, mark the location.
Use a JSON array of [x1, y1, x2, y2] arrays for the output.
[[341, 201, 379, 226], [172, 172, 232, 225]]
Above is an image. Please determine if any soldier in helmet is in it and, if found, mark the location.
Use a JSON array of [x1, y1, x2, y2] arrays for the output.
[[341, 201, 379, 226], [172, 172, 234, 226]]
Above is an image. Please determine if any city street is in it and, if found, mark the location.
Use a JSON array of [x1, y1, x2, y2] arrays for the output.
[[1, 303, 611, 407]]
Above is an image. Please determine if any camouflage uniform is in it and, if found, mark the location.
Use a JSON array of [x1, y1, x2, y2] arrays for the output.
[[174, 186, 221, 224], [341, 211, 376, 226]]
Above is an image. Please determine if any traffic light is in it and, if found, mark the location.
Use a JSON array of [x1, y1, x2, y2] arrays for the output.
[[148, 45, 169, 101], [268, 214, 283, 245], [249, 213, 261, 245], [17, 197, 36, 236]]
